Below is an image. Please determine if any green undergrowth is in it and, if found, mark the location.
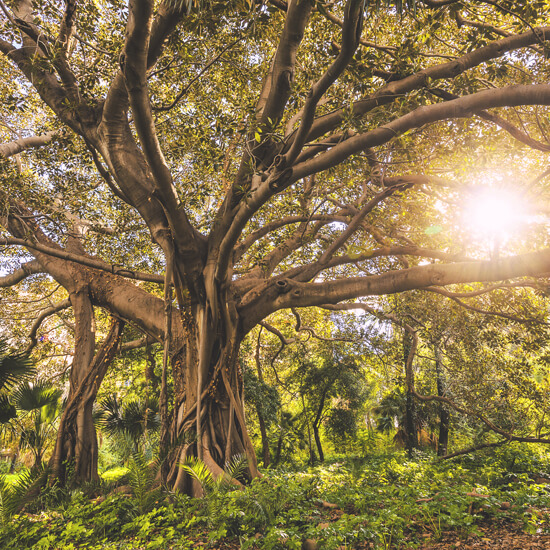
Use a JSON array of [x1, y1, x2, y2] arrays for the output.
[[1, 446, 550, 549]]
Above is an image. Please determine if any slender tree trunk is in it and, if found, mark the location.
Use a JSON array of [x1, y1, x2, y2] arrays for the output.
[[274, 431, 283, 466], [312, 423, 324, 463], [435, 347, 450, 457], [257, 411, 270, 467], [312, 391, 327, 463], [49, 305, 124, 485], [255, 329, 271, 467], [404, 330, 418, 458]]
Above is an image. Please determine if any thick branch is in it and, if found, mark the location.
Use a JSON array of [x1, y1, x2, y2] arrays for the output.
[[280, 0, 364, 167], [299, 27, 550, 145], [240, 247, 550, 327], [120, 335, 158, 351], [291, 84, 550, 182]]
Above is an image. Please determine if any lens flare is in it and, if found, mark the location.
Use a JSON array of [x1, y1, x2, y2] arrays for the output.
[[463, 188, 528, 239]]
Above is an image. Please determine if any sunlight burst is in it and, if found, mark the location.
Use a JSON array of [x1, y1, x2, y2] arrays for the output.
[[463, 188, 529, 240]]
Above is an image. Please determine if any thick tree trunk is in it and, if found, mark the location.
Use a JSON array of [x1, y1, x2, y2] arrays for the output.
[[162, 305, 259, 495], [435, 347, 450, 457], [49, 304, 124, 485]]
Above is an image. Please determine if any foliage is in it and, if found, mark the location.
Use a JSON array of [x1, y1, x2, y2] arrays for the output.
[[97, 394, 160, 454], [127, 451, 162, 515], [0, 341, 34, 392], [1, 448, 550, 548], [0, 467, 43, 526], [179, 454, 249, 494]]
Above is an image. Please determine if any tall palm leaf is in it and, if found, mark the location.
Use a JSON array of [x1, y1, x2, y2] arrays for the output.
[[0, 339, 34, 391], [11, 380, 62, 414], [0, 395, 16, 424]]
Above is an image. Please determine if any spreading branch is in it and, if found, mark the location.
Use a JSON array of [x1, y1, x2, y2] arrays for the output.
[[24, 298, 72, 354], [0, 260, 43, 287], [1, 236, 164, 283]]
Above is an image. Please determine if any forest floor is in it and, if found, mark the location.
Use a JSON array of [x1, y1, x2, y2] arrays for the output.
[[3, 448, 550, 549], [416, 519, 550, 549]]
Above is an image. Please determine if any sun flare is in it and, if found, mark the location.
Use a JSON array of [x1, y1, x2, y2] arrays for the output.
[[463, 188, 529, 240]]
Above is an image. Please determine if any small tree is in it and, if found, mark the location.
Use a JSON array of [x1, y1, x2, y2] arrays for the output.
[[10, 380, 62, 470], [97, 394, 160, 459]]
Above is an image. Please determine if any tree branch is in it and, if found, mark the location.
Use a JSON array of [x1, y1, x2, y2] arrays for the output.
[[290, 84, 550, 183], [279, 0, 364, 168], [24, 298, 72, 354], [425, 286, 547, 325], [240, 247, 550, 327], [297, 27, 550, 146], [0, 131, 57, 158], [0, 260, 43, 287], [122, 0, 205, 286], [1, 236, 164, 283]]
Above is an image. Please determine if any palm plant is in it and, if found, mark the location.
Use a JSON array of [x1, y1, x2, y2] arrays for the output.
[[10, 380, 62, 469], [0, 339, 35, 391], [0, 468, 42, 525], [0, 339, 35, 462], [179, 454, 248, 495], [97, 394, 160, 455]]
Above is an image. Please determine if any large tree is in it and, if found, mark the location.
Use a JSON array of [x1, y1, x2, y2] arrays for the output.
[[1, 0, 550, 491]]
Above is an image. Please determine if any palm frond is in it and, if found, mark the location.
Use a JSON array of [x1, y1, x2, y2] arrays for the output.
[[12, 380, 62, 413], [179, 457, 214, 491], [98, 395, 160, 444], [0, 339, 35, 391], [128, 451, 160, 514], [221, 454, 248, 487], [0, 467, 43, 525], [0, 394, 16, 424]]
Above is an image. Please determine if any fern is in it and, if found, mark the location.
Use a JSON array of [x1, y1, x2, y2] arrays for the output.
[[0, 467, 43, 525], [179, 456, 214, 492], [221, 454, 248, 487], [127, 451, 160, 514], [179, 454, 248, 495]]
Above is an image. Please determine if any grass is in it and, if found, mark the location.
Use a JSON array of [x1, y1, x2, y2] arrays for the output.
[[99, 467, 129, 483]]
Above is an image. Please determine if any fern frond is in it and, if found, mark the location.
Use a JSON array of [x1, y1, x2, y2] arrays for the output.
[[221, 454, 248, 488], [179, 457, 214, 491], [128, 450, 158, 514], [0, 467, 43, 524]]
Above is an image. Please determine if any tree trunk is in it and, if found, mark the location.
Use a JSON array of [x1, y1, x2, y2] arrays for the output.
[[404, 330, 418, 457], [49, 300, 124, 486], [313, 423, 324, 463], [435, 347, 450, 457], [274, 430, 283, 467], [162, 304, 259, 495], [257, 409, 271, 467], [312, 390, 327, 463], [255, 330, 270, 467]]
